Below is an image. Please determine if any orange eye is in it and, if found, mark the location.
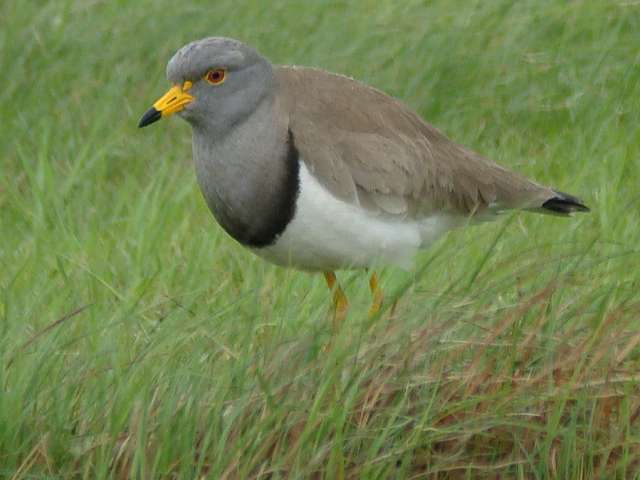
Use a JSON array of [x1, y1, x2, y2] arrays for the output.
[[204, 68, 226, 85]]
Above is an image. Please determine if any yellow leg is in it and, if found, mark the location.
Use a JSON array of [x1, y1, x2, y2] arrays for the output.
[[368, 271, 384, 317], [324, 271, 349, 327]]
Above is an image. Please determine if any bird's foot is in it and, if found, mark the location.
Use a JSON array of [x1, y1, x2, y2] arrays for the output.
[[323, 272, 350, 350], [332, 286, 349, 329], [368, 271, 384, 317]]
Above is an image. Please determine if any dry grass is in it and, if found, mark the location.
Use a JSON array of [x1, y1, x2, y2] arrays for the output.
[[10, 280, 638, 479]]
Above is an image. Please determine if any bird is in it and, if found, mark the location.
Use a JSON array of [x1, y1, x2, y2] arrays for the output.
[[138, 37, 589, 321]]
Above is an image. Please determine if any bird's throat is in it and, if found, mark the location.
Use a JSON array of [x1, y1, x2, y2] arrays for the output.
[[191, 102, 300, 248]]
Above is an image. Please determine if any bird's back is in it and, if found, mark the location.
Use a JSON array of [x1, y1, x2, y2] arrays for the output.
[[275, 66, 570, 219]]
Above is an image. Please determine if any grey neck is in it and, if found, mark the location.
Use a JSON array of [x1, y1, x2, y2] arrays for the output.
[[191, 94, 300, 247]]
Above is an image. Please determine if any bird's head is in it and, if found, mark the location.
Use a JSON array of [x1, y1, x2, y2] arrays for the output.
[[138, 37, 273, 135]]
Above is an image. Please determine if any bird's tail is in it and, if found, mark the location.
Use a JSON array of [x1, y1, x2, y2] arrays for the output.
[[538, 190, 590, 215]]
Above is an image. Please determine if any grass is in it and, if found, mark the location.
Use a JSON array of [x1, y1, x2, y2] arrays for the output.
[[1, 0, 640, 477]]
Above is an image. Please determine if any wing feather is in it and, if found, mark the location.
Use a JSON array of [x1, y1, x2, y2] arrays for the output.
[[276, 66, 553, 218]]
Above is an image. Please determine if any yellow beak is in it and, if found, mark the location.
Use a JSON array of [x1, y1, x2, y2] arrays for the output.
[[138, 81, 194, 128]]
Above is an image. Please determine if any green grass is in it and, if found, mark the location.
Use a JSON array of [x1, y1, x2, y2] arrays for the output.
[[2, 0, 640, 477]]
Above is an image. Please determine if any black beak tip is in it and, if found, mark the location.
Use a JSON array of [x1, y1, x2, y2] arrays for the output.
[[138, 107, 162, 128]]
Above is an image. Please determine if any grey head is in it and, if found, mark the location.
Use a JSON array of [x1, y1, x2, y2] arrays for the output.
[[141, 37, 275, 137], [139, 37, 298, 248]]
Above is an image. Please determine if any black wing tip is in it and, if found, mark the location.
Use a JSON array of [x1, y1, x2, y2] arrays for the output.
[[542, 191, 590, 215]]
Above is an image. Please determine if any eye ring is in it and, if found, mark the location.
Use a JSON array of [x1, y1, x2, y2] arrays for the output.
[[204, 68, 226, 85]]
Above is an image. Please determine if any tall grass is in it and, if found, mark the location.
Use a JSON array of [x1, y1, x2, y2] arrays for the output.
[[1, 0, 639, 477]]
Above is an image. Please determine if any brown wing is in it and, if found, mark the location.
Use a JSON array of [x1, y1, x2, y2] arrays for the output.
[[276, 66, 555, 218]]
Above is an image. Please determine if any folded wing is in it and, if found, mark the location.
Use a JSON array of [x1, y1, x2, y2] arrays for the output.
[[277, 66, 586, 218]]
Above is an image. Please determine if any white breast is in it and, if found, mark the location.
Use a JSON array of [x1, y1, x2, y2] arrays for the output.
[[254, 162, 460, 271]]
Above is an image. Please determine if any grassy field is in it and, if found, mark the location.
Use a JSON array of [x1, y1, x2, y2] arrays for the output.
[[2, 0, 640, 477]]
